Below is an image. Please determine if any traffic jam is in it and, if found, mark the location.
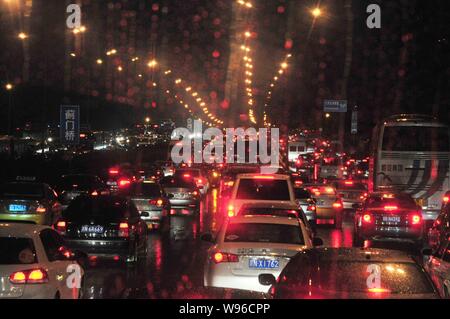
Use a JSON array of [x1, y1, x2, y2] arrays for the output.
[[0, 0, 449, 303]]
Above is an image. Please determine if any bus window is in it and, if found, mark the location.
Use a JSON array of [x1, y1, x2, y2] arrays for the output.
[[382, 126, 450, 152]]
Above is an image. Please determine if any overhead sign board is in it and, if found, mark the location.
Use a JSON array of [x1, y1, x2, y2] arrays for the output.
[[324, 100, 348, 113], [60, 105, 80, 145]]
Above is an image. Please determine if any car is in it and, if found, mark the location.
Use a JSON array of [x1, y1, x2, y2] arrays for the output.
[[154, 160, 175, 177], [55, 195, 148, 263], [260, 248, 441, 299], [55, 174, 110, 210], [0, 223, 85, 299], [173, 168, 209, 195], [293, 188, 317, 230], [106, 165, 137, 193], [119, 180, 171, 232], [423, 235, 450, 298], [160, 176, 201, 217], [202, 215, 317, 293], [332, 180, 368, 212], [353, 192, 424, 247], [227, 174, 296, 218], [0, 181, 62, 225], [304, 184, 344, 229], [428, 202, 450, 251], [442, 191, 450, 211]]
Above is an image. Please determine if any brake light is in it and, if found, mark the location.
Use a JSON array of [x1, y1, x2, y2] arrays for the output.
[[344, 181, 354, 185], [363, 213, 373, 224], [307, 205, 316, 211], [384, 205, 398, 211], [333, 202, 343, 209], [118, 222, 129, 237], [227, 205, 235, 217], [183, 174, 191, 178], [118, 179, 131, 187], [225, 181, 234, 187], [294, 181, 303, 186], [444, 196, 449, 203], [109, 169, 119, 175], [253, 175, 275, 180], [36, 206, 46, 214], [213, 252, 239, 264], [150, 199, 164, 207], [56, 220, 67, 234], [411, 214, 422, 225], [91, 190, 99, 196], [10, 269, 48, 284], [197, 179, 204, 185], [368, 287, 390, 294]]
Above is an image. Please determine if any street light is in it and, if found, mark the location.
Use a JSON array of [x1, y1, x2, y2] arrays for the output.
[[147, 59, 158, 68], [18, 32, 28, 40], [311, 8, 322, 18], [5, 83, 13, 91], [145, 117, 151, 124]]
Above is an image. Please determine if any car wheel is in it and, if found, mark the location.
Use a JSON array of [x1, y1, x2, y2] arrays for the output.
[[126, 241, 139, 264]]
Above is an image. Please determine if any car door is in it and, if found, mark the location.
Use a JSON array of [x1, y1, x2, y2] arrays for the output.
[[40, 229, 80, 299]]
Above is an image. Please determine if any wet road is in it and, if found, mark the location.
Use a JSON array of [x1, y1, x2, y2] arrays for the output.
[[81, 188, 420, 299]]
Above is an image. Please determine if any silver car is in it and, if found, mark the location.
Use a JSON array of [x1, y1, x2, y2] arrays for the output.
[[160, 176, 200, 216], [202, 215, 314, 293]]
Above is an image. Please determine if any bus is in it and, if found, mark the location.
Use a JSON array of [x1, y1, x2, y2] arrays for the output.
[[369, 114, 450, 225]]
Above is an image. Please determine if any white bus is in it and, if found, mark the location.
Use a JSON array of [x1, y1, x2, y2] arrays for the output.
[[369, 114, 450, 225]]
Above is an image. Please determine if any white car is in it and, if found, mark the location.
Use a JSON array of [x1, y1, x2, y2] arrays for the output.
[[203, 215, 314, 293], [0, 223, 85, 299], [227, 174, 296, 217]]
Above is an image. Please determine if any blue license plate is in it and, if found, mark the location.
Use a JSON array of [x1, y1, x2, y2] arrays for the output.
[[81, 225, 104, 233], [9, 204, 27, 212], [249, 259, 280, 269]]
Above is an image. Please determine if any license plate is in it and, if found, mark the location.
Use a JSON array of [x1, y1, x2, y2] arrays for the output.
[[81, 225, 104, 233], [249, 259, 280, 269], [382, 216, 401, 223], [107, 181, 117, 186], [9, 204, 26, 212]]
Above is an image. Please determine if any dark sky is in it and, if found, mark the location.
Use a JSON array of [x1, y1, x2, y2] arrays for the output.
[[0, 0, 449, 135]]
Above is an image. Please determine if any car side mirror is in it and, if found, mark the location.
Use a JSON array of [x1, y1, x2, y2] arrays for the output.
[[201, 233, 214, 243], [313, 237, 323, 247], [141, 212, 150, 217], [259, 274, 276, 286]]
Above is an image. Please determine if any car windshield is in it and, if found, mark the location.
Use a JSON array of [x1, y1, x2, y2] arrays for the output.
[[0, 238, 37, 265], [236, 179, 290, 200], [0, 183, 44, 199], [278, 261, 435, 297], [160, 177, 197, 189], [224, 223, 304, 245]]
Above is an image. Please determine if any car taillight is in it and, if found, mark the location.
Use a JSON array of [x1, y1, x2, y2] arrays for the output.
[[192, 191, 199, 197], [109, 169, 119, 175], [56, 220, 67, 234], [443, 196, 449, 203], [118, 222, 129, 237], [384, 205, 398, 211], [118, 179, 131, 187], [10, 269, 48, 284], [150, 199, 164, 207], [333, 201, 343, 209], [410, 213, 422, 225], [227, 204, 235, 217], [362, 213, 373, 224], [36, 205, 46, 214], [212, 252, 239, 264], [225, 181, 234, 187], [197, 179, 204, 185], [91, 190, 99, 196], [307, 205, 316, 211]]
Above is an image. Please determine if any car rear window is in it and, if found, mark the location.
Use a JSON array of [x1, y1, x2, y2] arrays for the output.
[[335, 182, 367, 191], [224, 223, 304, 245], [64, 197, 128, 220], [280, 261, 435, 296], [0, 238, 37, 265], [236, 179, 290, 201], [123, 183, 161, 197], [294, 188, 311, 199], [0, 183, 44, 199], [366, 194, 417, 209], [175, 170, 200, 178], [239, 207, 300, 219], [160, 177, 197, 189], [60, 175, 98, 190]]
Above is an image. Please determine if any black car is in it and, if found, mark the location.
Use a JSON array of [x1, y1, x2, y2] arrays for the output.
[[56, 174, 110, 209], [259, 248, 440, 299], [354, 192, 424, 247], [55, 195, 147, 263]]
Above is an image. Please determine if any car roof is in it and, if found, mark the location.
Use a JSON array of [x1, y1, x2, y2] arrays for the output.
[[236, 173, 290, 180], [229, 215, 301, 226], [300, 248, 414, 263], [0, 222, 50, 238], [240, 202, 299, 210]]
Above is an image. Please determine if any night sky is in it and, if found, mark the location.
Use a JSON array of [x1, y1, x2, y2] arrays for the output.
[[0, 0, 449, 137]]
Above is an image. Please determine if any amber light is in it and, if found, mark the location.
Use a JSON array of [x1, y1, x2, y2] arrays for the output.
[[363, 214, 372, 223]]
